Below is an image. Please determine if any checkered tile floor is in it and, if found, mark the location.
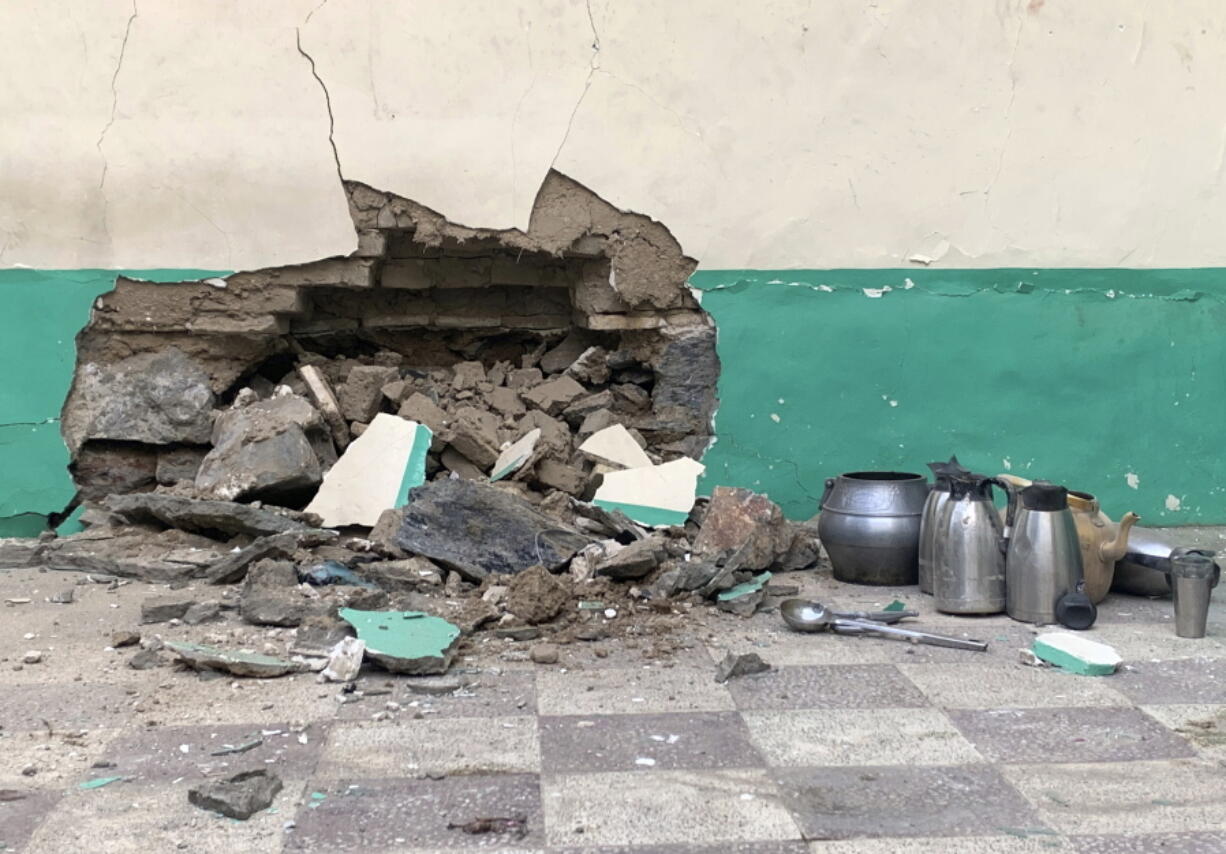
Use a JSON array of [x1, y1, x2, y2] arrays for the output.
[[3, 563, 1226, 852]]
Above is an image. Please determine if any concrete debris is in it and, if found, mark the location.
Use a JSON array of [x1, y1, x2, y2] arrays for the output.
[[297, 364, 351, 449], [579, 424, 653, 470], [48, 588, 75, 604], [1032, 632, 1122, 676], [182, 601, 222, 625], [338, 608, 461, 675], [188, 770, 283, 820], [128, 649, 165, 670], [522, 375, 586, 416], [22, 650, 42, 665], [778, 519, 822, 570], [505, 565, 570, 625], [593, 535, 665, 580], [320, 637, 366, 683], [694, 486, 792, 571], [715, 571, 773, 617], [714, 651, 772, 683], [490, 429, 541, 481], [394, 479, 592, 582], [164, 641, 302, 677], [450, 406, 503, 468], [111, 630, 141, 648], [102, 493, 313, 538], [305, 414, 431, 527], [141, 596, 198, 624], [205, 529, 339, 585], [529, 643, 560, 664], [593, 457, 705, 527], [339, 365, 399, 423]]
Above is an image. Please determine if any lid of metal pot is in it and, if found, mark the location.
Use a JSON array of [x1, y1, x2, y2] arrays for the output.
[[1020, 481, 1069, 511], [926, 455, 971, 490]]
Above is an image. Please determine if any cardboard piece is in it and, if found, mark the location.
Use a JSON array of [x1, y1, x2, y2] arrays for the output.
[[490, 428, 541, 481], [579, 424, 653, 470], [593, 457, 705, 527], [305, 413, 432, 527]]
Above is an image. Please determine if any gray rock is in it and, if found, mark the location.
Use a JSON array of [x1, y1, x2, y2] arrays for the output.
[[111, 630, 141, 648], [141, 596, 198, 624], [356, 557, 445, 592], [0, 537, 45, 568], [648, 325, 720, 454], [156, 446, 209, 486], [594, 535, 665, 580], [540, 330, 599, 374], [394, 479, 592, 582], [205, 529, 339, 584], [530, 643, 560, 664], [102, 494, 314, 539], [40, 527, 226, 583], [188, 770, 283, 820], [239, 592, 316, 627], [182, 601, 222, 625], [522, 376, 586, 416], [714, 651, 771, 683], [338, 365, 399, 423], [70, 441, 158, 501], [779, 519, 823, 570], [63, 347, 215, 454], [368, 508, 407, 557], [165, 641, 301, 678], [196, 396, 324, 503], [128, 649, 165, 670], [449, 406, 502, 468]]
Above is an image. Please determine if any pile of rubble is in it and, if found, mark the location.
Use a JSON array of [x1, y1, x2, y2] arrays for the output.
[[1, 481, 820, 679]]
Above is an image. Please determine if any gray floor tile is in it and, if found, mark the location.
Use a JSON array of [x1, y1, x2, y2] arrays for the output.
[[726, 665, 931, 711], [285, 774, 544, 850], [335, 669, 537, 720], [0, 682, 138, 731], [948, 706, 1197, 763], [98, 721, 326, 784], [552, 843, 809, 853], [0, 789, 60, 853], [1111, 659, 1226, 704], [1071, 831, 1226, 853], [538, 712, 763, 773], [770, 764, 1044, 840], [318, 717, 539, 777]]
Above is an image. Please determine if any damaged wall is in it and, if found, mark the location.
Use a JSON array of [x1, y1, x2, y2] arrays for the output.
[[3, 1, 1226, 527]]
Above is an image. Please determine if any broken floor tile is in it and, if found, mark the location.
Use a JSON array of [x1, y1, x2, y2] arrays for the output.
[[338, 608, 461, 675], [305, 413, 431, 527], [188, 769, 283, 820], [164, 641, 302, 678], [490, 428, 541, 481], [593, 457, 705, 527]]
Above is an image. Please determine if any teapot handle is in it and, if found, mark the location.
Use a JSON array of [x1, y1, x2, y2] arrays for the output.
[[991, 476, 1019, 554], [819, 477, 836, 510]]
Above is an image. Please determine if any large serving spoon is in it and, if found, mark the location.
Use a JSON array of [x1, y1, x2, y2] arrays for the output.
[[779, 600, 988, 652]]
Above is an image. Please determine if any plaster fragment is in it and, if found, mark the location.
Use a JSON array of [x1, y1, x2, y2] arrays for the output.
[[1165, 494, 1182, 511], [1125, 472, 1140, 489]]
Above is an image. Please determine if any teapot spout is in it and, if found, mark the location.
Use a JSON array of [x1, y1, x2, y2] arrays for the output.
[[1099, 511, 1140, 562]]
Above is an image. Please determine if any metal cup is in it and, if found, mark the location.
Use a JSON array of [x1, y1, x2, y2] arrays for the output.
[[1171, 551, 1216, 639]]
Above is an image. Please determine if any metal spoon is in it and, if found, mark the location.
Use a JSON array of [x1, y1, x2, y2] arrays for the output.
[[779, 600, 915, 629], [779, 599, 988, 652]]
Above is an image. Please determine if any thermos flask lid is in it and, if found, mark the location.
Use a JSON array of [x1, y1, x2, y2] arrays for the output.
[[1020, 481, 1069, 511]]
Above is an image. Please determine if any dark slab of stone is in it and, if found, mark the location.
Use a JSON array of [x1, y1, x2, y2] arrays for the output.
[[205, 529, 338, 584], [395, 479, 592, 581], [103, 493, 315, 539]]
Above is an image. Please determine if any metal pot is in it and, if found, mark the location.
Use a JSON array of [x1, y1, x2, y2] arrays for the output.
[[1112, 527, 1221, 597], [818, 471, 929, 585]]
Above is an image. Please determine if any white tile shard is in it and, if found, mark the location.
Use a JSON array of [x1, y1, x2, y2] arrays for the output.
[[593, 457, 705, 528], [305, 413, 430, 527], [579, 424, 653, 470], [490, 428, 541, 481]]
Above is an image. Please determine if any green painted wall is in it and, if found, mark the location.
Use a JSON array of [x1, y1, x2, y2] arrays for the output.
[[692, 269, 1226, 524], [0, 269, 224, 533], [1, 267, 1223, 533]]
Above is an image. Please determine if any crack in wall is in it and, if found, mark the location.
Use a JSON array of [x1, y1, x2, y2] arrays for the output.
[[96, 0, 138, 192], [295, 29, 345, 189], [548, 0, 602, 172]]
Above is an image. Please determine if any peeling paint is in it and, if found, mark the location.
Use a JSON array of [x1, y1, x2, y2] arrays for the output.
[[1165, 494, 1182, 512], [1125, 472, 1140, 489]]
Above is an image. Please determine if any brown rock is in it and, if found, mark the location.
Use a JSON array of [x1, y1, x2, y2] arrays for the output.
[[451, 361, 487, 390], [516, 410, 572, 459], [369, 508, 407, 556], [535, 459, 585, 495], [398, 392, 451, 442], [339, 365, 399, 423], [506, 368, 543, 390], [779, 519, 823, 570], [693, 487, 791, 571], [540, 330, 599, 374], [71, 441, 158, 501], [504, 565, 569, 624], [594, 535, 665, 580], [440, 447, 485, 480], [566, 346, 611, 384], [488, 387, 526, 417], [522, 376, 586, 416], [111, 630, 141, 648], [156, 446, 209, 486], [562, 390, 615, 426], [577, 408, 617, 437], [530, 643, 560, 664], [449, 406, 503, 468]]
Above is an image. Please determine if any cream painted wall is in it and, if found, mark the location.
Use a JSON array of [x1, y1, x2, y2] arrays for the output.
[[2, 0, 1224, 271]]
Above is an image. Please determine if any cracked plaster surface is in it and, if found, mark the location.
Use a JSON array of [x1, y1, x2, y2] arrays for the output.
[[5, 0, 1226, 271]]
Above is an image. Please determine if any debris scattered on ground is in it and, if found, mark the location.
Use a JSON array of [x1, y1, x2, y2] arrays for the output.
[[1031, 632, 1122, 676], [320, 637, 366, 683], [447, 815, 529, 839], [339, 608, 461, 675], [505, 565, 570, 625], [48, 588, 75, 604], [128, 649, 165, 670], [210, 739, 264, 757], [188, 769, 283, 820], [79, 776, 125, 790], [530, 643, 560, 664], [141, 595, 198, 624], [164, 641, 302, 678], [22, 650, 43, 665], [714, 651, 772, 683], [716, 571, 773, 617]]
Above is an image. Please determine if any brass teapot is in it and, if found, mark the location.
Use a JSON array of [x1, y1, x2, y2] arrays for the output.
[[997, 475, 1138, 603]]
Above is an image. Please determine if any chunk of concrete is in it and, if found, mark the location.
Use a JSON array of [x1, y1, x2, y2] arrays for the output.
[[102, 494, 312, 538], [540, 330, 598, 374], [394, 479, 592, 582], [64, 347, 215, 453], [204, 529, 339, 584], [195, 420, 321, 504], [451, 361, 486, 390], [305, 414, 432, 528], [715, 571, 772, 617], [339, 365, 399, 423], [577, 408, 617, 438], [156, 446, 208, 486], [441, 447, 485, 480], [714, 652, 771, 683], [398, 392, 451, 445], [165, 641, 302, 677], [566, 346, 611, 385], [1032, 632, 1122, 676], [535, 459, 585, 495], [505, 565, 570, 625], [594, 534, 665, 580], [562, 390, 615, 426], [338, 608, 461, 675], [579, 424, 653, 470], [488, 386, 526, 417], [522, 376, 586, 416], [592, 457, 705, 527], [490, 429, 541, 481], [189, 770, 283, 820], [141, 596, 197, 624], [694, 486, 792, 572], [506, 367, 543, 390], [779, 519, 822, 570], [449, 406, 502, 468]]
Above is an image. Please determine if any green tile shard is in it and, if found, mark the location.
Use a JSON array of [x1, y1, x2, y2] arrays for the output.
[[338, 608, 461, 675], [1032, 632, 1121, 676]]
